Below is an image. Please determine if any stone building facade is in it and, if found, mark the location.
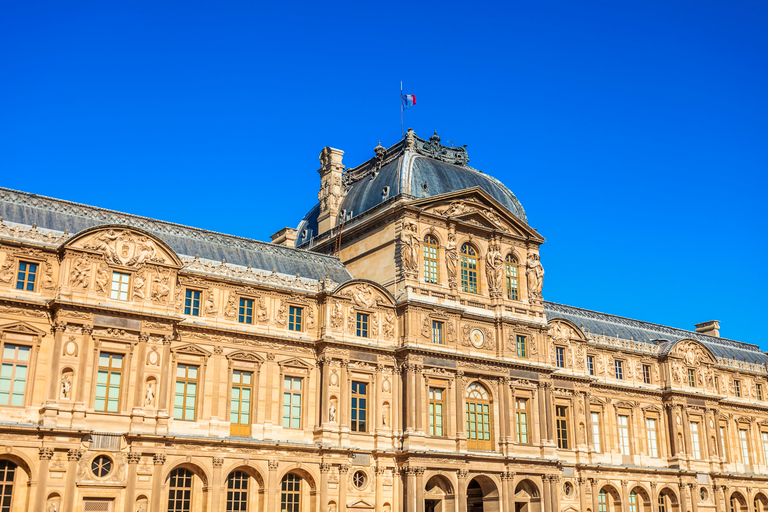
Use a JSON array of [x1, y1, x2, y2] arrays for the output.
[[0, 130, 766, 512]]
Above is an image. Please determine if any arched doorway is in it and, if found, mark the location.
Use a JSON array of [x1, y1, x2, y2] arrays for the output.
[[467, 476, 499, 512], [425, 474, 455, 512], [657, 487, 680, 512], [629, 486, 652, 512], [513, 479, 542, 512]]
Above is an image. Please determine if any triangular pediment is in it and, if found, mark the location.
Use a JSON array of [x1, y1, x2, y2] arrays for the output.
[[171, 343, 211, 358], [226, 350, 264, 364], [278, 357, 314, 370], [347, 499, 374, 509], [0, 321, 46, 336]]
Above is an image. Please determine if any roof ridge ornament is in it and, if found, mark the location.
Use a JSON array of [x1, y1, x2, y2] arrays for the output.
[[411, 129, 469, 166]]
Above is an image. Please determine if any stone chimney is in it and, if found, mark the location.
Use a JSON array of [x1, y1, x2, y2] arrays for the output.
[[270, 227, 297, 247], [317, 147, 344, 235], [694, 320, 720, 337]]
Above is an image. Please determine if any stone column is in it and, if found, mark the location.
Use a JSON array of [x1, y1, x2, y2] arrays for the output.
[[338, 464, 349, 512], [132, 333, 148, 408], [537, 384, 548, 444], [375, 466, 385, 512], [501, 471, 514, 512], [541, 475, 551, 511], [150, 453, 166, 512], [584, 402, 594, 451], [416, 467, 425, 512], [650, 482, 659, 512], [415, 366, 424, 433], [74, 324, 93, 404], [620, 479, 629, 512], [124, 452, 141, 512], [63, 449, 84, 512], [157, 337, 173, 412], [210, 457, 224, 511], [688, 483, 699, 512], [455, 371, 466, 441], [210, 347, 224, 421], [266, 460, 279, 512], [320, 463, 330, 511], [679, 483, 689, 512], [550, 475, 561, 512], [34, 448, 53, 511], [320, 357, 331, 425], [457, 469, 468, 512], [544, 383, 555, 443], [578, 477, 587, 512], [340, 362, 349, 428], [47, 321, 66, 401], [714, 485, 725, 512], [590, 478, 599, 512]]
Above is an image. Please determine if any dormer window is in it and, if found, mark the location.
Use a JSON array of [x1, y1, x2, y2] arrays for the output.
[[110, 272, 130, 301]]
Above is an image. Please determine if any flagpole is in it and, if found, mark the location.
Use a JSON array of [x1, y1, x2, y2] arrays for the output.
[[400, 81, 404, 139]]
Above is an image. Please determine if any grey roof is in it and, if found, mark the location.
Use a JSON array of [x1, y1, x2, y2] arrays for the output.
[[0, 187, 353, 284], [295, 131, 528, 246], [544, 301, 768, 365]]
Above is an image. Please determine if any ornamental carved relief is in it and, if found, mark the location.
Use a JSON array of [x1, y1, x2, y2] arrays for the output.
[[83, 229, 166, 267]]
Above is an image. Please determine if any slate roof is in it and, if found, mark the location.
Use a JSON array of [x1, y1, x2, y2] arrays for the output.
[[544, 301, 768, 365], [0, 187, 352, 284]]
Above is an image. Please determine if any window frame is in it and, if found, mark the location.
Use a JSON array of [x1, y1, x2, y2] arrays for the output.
[[617, 413, 631, 455], [642, 364, 651, 384], [556, 404, 570, 449], [350, 380, 368, 433], [230, 369, 254, 436], [184, 289, 202, 316], [432, 321, 443, 345], [429, 386, 445, 437], [356, 313, 369, 338], [757, 383, 763, 401], [94, 351, 124, 413], [423, 235, 439, 284], [282, 375, 304, 430], [735, 380, 742, 398], [226, 470, 249, 512], [590, 411, 602, 453], [719, 423, 729, 462], [688, 369, 696, 388], [109, 271, 131, 301], [460, 244, 479, 294], [0, 342, 32, 408], [739, 427, 750, 464], [690, 421, 701, 459], [15, 260, 38, 292], [174, 363, 200, 421], [587, 355, 595, 376], [288, 306, 303, 332], [280, 473, 301, 512], [505, 254, 519, 300], [238, 298, 254, 324], [168, 467, 194, 512], [0, 460, 16, 512], [516, 335, 527, 358], [761, 431, 768, 466], [516, 397, 530, 444], [465, 382, 493, 451], [556, 346, 565, 368], [614, 360, 624, 380], [646, 417, 659, 457]]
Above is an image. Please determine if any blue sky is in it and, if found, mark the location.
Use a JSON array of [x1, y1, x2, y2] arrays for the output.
[[1, 1, 766, 348]]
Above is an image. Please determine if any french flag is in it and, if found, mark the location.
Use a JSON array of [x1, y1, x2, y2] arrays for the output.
[[402, 94, 417, 109]]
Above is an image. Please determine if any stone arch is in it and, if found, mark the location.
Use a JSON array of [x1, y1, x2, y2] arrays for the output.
[[728, 491, 748, 512], [425, 473, 456, 512], [220, 466, 265, 512], [598, 483, 622, 511], [629, 485, 652, 512], [754, 491, 768, 512], [331, 279, 396, 306], [421, 227, 443, 246], [222, 463, 265, 488], [162, 460, 210, 488], [278, 465, 317, 491], [278, 467, 317, 512], [0, 452, 34, 479], [513, 478, 542, 512], [657, 485, 680, 512], [0, 457, 33, 512], [467, 475, 500, 512], [546, 318, 587, 342]]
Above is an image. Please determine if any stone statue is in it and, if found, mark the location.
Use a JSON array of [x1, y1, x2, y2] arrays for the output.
[[485, 242, 504, 295], [48, 502, 58, 512], [0, 260, 13, 283], [399, 221, 420, 273], [329, 404, 336, 422], [41, 262, 55, 289], [151, 274, 169, 302], [204, 291, 217, 315], [136, 505, 145, 512], [382, 403, 389, 426], [351, 283, 375, 308], [145, 381, 155, 406], [383, 310, 395, 338], [69, 256, 91, 288], [61, 373, 71, 399], [95, 264, 109, 294], [128, 237, 159, 266], [87, 229, 121, 265], [445, 232, 458, 285], [331, 301, 343, 328], [526, 252, 544, 300], [133, 274, 146, 299]]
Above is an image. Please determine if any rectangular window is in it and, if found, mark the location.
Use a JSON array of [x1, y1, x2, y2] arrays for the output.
[[174, 364, 198, 421], [758, 384, 763, 401], [618, 414, 631, 455], [184, 290, 201, 316], [720, 425, 728, 461], [95, 352, 122, 412], [238, 298, 254, 324], [230, 370, 252, 435], [658, 495, 666, 512], [556, 405, 569, 449], [432, 321, 443, 345], [590, 412, 601, 452], [688, 369, 696, 388], [15, 261, 38, 291], [516, 398, 529, 444], [288, 306, 303, 331], [0, 344, 30, 406], [735, 380, 741, 397], [356, 313, 369, 338], [429, 387, 444, 436], [423, 239, 438, 284], [690, 422, 701, 459], [110, 272, 130, 301], [629, 492, 637, 512], [556, 347, 565, 368], [599, 491, 607, 512], [739, 429, 750, 464], [587, 356, 594, 376], [642, 364, 651, 384], [350, 381, 367, 432], [516, 335, 527, 358], [762, 432, 768, 466], [646, 418, 658, 457], [615, 360, 623, 380], [282, 376, 302, 429], [506, 260, 518, 300]]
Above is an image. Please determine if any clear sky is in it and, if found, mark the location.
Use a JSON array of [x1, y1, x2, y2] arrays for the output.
[[2, 2, 766, 348]]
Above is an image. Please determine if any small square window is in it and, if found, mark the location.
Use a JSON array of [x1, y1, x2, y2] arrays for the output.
[[184, 290, 201, 316], [432, 321, 443, 345], [238, 298, 253, 324], [110, 272, 130, 301], [615, 360, 623, 380], [356, 313, 369, 338], [15, 261, 38, 291], [289, 306, 303, 331], [587, 356, 595, 376], [642, 364, 651, 384]]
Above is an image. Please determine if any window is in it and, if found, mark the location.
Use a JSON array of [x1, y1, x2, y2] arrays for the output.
[[423, 235, 439, 284], [168, 468, 193, 512], [110, 272, 130, 300], [466, 382, 492, 450], [280, 473, 301, 512], [238, 298, 253, 324], [647, 418, 659, 457], [15, 261, 37, 291], [590, 412, 601, 452], [429, 387, 444, 436], [739, 428, 750, 464], [282, 376, 302, 429], [460, 244, 478, 293], [356, 313, 369, 338], [516, 335, 527, 358], [761, 432, 768, 466], [598, 490, 607, 512], [95, 352, 122, 412], [629, 491, 637, 512], [758, 384, 763, 401], [618, 414, 630, 455], [642, 364, 651, 384], [288, 306, 303, 331], [226, 471, 249, 512], [505, 254, 519, 300], [351, 381, 367, 432], [352, 470, 366, 490], [587, 356, 594, 376], [516, 398, 529, 444], [688, 369, 696, 388], [615, 360, 623, 380], [720, 425, 728, 461], [735, 380, 741, 398], [691, 422, 701, 459], [658, 495, 667, 512], [230, 370, 253, 436], [556, 405, 569, 449], [174, 364, 198, 421], [184, 290, 201, 316], [91, 455, 113, 478], [0, 461, 16, 512], [432, 321, 443, 345], [0, 344, 30, 407], [556, 347, 565, 368]]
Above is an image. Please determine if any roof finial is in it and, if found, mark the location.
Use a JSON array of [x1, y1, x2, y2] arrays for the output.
[[430, 130, 441, 143]]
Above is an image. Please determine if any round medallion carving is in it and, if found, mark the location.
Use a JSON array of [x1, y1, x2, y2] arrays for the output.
[[330, 371, 339, 386], [148, 350, 159, 365], [65, 341, 77, 356]]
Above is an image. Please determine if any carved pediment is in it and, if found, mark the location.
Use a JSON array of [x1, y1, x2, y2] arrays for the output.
[[278, 357, 314, 370], [171, 343, 211, 358], [548, 320, 585, 342], [64, 225, 182, 269], [333, 280, 395, 307], [671, 339, 717, 365], [226, 351, 264, 364], [347, 499, 374, 509], [0, 321, 46, 337]]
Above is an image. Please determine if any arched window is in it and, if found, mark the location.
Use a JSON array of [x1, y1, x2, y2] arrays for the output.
[[505, 254, 519, 300], [465, 382, 492, 451], [281, 473, 301, 512], [226, 471, 249, 511], [423, 235, 439, 284], [628, 491, 637, 512], [168, 468, 193, 512], [460, 244, 478, 294], [0, 460, 16, 510], [598, 490, 607, 512]]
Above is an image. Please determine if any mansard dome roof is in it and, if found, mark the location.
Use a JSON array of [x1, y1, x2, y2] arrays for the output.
[[295, 130, 528, 246]]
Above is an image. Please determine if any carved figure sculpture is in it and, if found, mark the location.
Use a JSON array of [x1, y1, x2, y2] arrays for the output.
[[382, 403, 390, 426], [61, 373, 71, 399], [224, 293, 237, 317], [128, 237, 159, 266], [69, 256, 91, 288], [204, 291, 217, 315], [351, 283, 375, 308], [331, 301, 343, 328], [306, 307, 316, 329], [145, 381, 155, 406], [134, 274, 146, 299], [95, 264, 109, 294], [399, 221, 420, 273], [383, 310, 395, 338], [485, 242, 504, 295], [0, 260, 14, 283], [48, 502, 58, 512], [329, 404, 336, 422], [136, 505, 145, 512], [526, 252, 544, 300], [151, 273, 169, 302], [42, 262, 55, 289], [275, 300, 287, 325], [87, 229, 121, 264], [257, 297, 269, 322]]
